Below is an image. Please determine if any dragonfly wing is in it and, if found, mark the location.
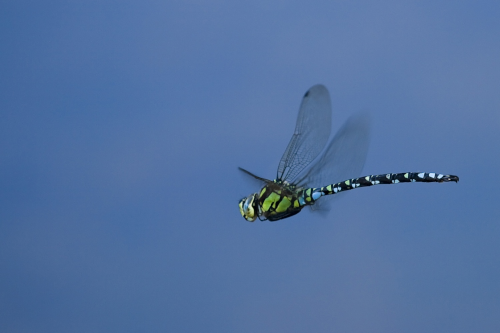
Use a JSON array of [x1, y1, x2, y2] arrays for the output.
[[296, 113, 371, 212], [276, 85, 332, 183], [238, 167, 273, 183]]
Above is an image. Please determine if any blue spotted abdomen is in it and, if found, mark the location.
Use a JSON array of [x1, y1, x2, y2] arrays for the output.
[[299, 172, 459, 205]]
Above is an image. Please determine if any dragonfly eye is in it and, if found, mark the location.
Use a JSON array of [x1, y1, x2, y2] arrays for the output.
[[239, 194, 258, 222]]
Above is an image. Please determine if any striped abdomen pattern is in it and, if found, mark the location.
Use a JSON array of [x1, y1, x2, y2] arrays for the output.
[[299, 172, 459, 206]]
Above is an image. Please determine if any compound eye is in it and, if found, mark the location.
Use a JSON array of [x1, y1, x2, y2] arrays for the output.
[[239, 198, 246, 217], [239, 194, 257, 222], [245, 196, 257, 220], [246, 195, 257, 212]]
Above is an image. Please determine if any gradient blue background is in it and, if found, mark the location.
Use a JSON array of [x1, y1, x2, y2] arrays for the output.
[[1, 1, 499, 332]]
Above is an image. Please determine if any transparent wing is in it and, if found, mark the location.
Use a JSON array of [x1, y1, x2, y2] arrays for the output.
[[238, 167, 273, 183], [276, 85, 332, 183], [295, 113, 371, 212]]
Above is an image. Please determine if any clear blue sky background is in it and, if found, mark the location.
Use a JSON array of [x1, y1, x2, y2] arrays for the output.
[[1, 1, 499, 332]]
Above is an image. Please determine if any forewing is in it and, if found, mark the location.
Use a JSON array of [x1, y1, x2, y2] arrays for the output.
[[238, 167, 273, 184], [276, 85, 332, 183], [296, 113, 371, 212]]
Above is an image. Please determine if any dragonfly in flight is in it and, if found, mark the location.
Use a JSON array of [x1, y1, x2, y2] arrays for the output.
[[238, 85, 458, 222]]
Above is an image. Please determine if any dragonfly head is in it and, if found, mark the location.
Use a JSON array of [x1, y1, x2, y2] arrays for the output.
[[239, 193, 258, 222]]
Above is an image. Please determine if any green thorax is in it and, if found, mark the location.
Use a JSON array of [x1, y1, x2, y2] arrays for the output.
[[257, 182, 304, 221]]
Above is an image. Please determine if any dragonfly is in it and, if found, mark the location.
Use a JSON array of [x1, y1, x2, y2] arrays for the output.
[[238, 84, 459, 222]]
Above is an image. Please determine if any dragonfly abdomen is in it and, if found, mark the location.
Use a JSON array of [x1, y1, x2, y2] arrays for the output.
[[300, 172, 459, 205]]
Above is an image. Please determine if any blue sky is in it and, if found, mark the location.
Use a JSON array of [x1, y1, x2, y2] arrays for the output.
[[1, 1, 499, 332]]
